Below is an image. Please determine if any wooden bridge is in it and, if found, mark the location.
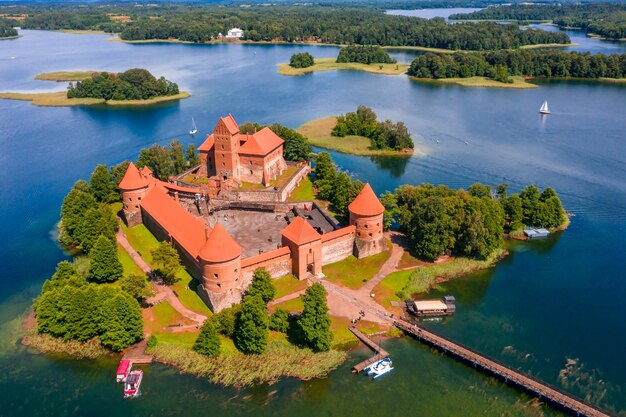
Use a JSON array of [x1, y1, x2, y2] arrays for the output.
[[349, 327, 390, 373], [394, 319, 614, 417]]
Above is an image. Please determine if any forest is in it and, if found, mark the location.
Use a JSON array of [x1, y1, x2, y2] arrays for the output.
[[332, 105, 414, 151], [408, 50, 626, 81], [5, 4, 570, 50], [0, 17, 18, 38], [450, 4, 626, 40], [67, 69, 180, 101], [336, 45, 396, 64]]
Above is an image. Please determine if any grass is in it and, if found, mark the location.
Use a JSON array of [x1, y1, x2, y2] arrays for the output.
[[150, 341, 347, 387], [519, 42, 581, 49], [35, 71, 97, 81], [278, 57, 408, 76], [58, 29, 108, 35], [268, 296, 304, 314], [298, 116, 413, 156], [144, 301, 186, 335], [397, 251, 428, 270], [117, 243, 144, 277], [0, 91, 190, 107], [272, 274, 308, 299], [410, 76, 537, 89], [235, 165, 299, 191], [322, 249, 391, 289], [375, 248, 507, 309], [288, 175, 315, 201], [153, 331, 198, 348], [122, 223, 211, 316], [23, 329, 109, 359]]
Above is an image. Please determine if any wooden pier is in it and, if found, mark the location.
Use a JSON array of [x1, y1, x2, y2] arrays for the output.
[[394, 319, 614, 417], [349, 327, 390, 372], [122, 340, 153, 364]]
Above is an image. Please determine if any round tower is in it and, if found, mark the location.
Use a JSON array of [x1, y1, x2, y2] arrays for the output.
[[197, 223, 242, 295], [348, 183, 385, 259], [118, 162, 150, 227]]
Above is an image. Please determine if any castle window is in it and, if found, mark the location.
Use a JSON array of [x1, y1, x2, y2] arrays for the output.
[[309, 248, 312, 254], [222, 162, 226, 166], [138, 197, 142, 201], [129, 197, 132, 202], [369, 233, 372, 237], [357, 232, 361, 237], [249, 160, 252, 165], [377, 223, 380, 227], [234, 269, 238, 273], [250, 170, 253, 175], [214, 273, 218, 278], [217, 283, 221, 288], [365, 224, 368, 228], [135, 205, 139, 209]]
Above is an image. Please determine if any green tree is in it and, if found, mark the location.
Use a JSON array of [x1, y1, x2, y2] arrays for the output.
[[234, 294, 268, 355], [314, 152, 334, 182], [185, 143, 201, 167], [74, 205, 117, 253], [468, 183, 492, 199], [289, 52, 314, 68], [151, 241, 182, 284], [410, 197, 457, 262], [210, 304, 241, 337], [120, 274, 151, 301], [297, 283, 332, 352], [247, 268, 276, 303], [41, 260, 86, 294], [503, 194, 524, 231], [90, 235, 123, 283], [380, 191, 398, 230], [89, 164, 114, 202], [60, 184, 98, 244], [269, 123, 312, 162], [193, 320, 221, 356], [99, 292, 143, 351], [269, 309, 289, 333]]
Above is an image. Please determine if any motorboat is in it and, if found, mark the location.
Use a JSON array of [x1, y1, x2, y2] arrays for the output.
[[116, 359, 132, 383], [123, 369, 143, 398], [364, 357, 394, 380]]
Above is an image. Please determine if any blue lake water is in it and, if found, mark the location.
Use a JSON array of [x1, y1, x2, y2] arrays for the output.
[[0, 30, 625, 416]]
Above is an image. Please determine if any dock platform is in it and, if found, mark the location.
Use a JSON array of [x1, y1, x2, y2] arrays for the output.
[[349, 327, 389, 372]]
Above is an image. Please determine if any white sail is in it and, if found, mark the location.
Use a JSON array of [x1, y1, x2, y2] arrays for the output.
[[189, 118, 198, 135], [539, 101, 550, 114]]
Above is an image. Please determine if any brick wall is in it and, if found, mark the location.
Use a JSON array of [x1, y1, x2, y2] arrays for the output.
[[321, 226, 356, 265], [241, 246, 292, 281]]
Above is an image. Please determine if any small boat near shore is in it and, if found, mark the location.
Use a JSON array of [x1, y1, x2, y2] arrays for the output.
[[123, 369, 143, 398], [364, 357, 394, 380], [116, 359, 132, 383]]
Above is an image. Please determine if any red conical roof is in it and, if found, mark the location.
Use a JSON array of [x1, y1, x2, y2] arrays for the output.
[[348, 183, 384, 216], [198, 223, 241, 262], [281, 216, 321, 245], [119, 162, 148, 190]]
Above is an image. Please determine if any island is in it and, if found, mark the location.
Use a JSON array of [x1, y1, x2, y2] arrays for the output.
[[23, 113, 569, 388], [0, 69, 190, 107], [298, 105, 415, 156]]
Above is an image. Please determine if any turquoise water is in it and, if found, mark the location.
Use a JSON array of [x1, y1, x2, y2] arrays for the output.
[[0, 30, 625, 416]]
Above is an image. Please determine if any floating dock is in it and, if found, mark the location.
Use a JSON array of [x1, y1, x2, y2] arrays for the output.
[[407, 295, 456, 317], [349, 327, 390, 373], [524, 228, 550, 239]]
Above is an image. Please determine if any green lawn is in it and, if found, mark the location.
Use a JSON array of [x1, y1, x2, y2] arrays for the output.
[[322, 249, 391, 289], [145, 301, 185, 334], [273, 274, 308, 299], [117, 243, 143, 277], [375, 269, 414, 310], [154, 331, 198, 348], [287, 175, 315, 202], [269, 296, 304, 314]]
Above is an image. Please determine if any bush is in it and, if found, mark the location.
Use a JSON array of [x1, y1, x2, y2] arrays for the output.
[[193, 320, 221, 356], [147, 335, 158, 348], [234, 295, 268, 354], [151, 241, 181, 284], [269, 309, 290, 333], [289, 52, 314, 68], [210, 304, 241, 337]]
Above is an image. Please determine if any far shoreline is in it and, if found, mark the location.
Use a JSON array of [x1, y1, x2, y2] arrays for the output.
[[0, 91, 191, 107]]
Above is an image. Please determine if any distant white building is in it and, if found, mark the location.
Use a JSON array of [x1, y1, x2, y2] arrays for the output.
[[225, 28, 244, 40]]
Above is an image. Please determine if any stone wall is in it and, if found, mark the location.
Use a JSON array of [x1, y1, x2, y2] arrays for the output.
[[241, 246, 292, 281], [279, 162, 310, 201], [321, 226, 356, 266]]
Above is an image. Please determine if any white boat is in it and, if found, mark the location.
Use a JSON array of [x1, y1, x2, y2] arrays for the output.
[[123, 369, 143, 398], [539, 100, 550, 115], [364, 357, 394, 379], [189, 117, 198, 135]]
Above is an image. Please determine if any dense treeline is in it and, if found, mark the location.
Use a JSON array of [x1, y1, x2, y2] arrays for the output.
[[382, 183, 566, 261], [408, 50, 626, 81], [289, 52, 314, 68], [314, 152, 364, 217], [450, 4, 626, 40], [67, 68, 179, 101], [7, 4, 570, 50], [333, 105, 414, 151], [136, 140, 200, 181], [35, 261, 143, 351], [0, 17, 18, 38], [336, 46, 396, 64], [239, 122, 312, 162]]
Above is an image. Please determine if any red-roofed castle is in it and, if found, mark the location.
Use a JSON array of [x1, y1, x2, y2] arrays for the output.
[[119, 115, 386, 312]]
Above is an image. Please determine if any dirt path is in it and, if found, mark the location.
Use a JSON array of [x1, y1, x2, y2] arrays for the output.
[[116, 227, 207, 325], [359, 231, 406, 295]]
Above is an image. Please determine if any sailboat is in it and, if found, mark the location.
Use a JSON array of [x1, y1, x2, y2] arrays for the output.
[[539, 100, 550, 115], [189, 117, 198, 135]]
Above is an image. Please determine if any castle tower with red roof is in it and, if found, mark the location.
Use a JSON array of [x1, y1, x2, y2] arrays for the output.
[[348, 183, 385, 258], [281, 216, 322, 279], [197, 223, 243, 311], [213, 115, 242, 181], [119, 162, 152, 227]]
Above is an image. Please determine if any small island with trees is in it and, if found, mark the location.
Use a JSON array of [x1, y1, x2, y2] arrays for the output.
[[298, 105, 415, 156], [0, 17, 18, 39], [0, 68, 190, 107], [279, 46, 408, 76]]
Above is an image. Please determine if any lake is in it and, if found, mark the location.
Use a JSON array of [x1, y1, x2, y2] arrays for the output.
[[0, 30, 625, 416]]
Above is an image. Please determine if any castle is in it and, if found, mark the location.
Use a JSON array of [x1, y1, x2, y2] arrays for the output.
[[119, 115, 386, 312]]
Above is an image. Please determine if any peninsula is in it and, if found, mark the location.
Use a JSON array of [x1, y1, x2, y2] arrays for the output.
[[0, 69, 190, 107]]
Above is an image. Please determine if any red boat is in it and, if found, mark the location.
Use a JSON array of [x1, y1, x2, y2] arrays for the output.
[[116, 359, 132, 383], [124, 370, 143, 398]]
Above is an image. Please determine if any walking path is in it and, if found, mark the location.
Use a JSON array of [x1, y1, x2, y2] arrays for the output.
[[116, 227, 207, 325]]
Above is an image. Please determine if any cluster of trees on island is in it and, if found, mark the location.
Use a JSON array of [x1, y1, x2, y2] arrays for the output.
[[0, 17, 17, 38], [381, 183, 566, 261], [8, 4, 570, 50], [408, 50, 626, 82], [450, 4, 626, 40], [289, 52, 315, 68], [192, 269, 333, 357], [332, 105, 414, 151], [336, 45, 396, 64], [67, 68, 180, 101]]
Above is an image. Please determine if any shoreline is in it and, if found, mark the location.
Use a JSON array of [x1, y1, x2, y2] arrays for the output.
[[278, 58, 408, 77], [0, 35, 21, 41], [34, 71, 98, 82], [0, 91, 190, 107], [298, 116, 417, 157]]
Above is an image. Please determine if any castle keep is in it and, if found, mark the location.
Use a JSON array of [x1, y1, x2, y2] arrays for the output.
[[119, 115, 386, 312]]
